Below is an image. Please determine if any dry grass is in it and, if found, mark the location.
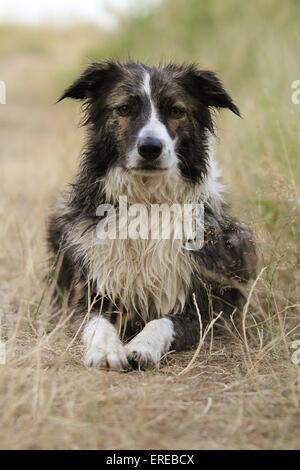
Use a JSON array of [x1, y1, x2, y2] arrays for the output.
[[0, 3, 300, 450]]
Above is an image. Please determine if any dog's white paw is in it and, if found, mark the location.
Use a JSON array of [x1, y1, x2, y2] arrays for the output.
[[125, 318, 174, 370], [126, 341, 160, 369], [83, 316, 128, 370]]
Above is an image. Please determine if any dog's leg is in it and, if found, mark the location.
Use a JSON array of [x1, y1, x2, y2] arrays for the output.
[[203, 208, 257, 282], [125, 318, 175, 369], [125, 220, 256, 370], [125, 306, 208, 369], [83, 316, 129, 370]]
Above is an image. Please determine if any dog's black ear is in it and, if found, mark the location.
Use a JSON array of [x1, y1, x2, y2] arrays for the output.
[[185, 67, 240, 117], [57, 61, 119, 102]]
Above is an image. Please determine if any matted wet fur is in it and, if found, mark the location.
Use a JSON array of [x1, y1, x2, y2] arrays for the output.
[[48, 60, 257, 370]]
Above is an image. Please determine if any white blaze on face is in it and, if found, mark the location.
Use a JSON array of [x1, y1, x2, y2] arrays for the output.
[[127, 72, 178, 170]]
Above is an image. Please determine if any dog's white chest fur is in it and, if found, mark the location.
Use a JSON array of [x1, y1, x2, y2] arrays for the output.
[[83, 171, 197, 320], [91, 229, 193, 320], [69, 163, 222, 322]]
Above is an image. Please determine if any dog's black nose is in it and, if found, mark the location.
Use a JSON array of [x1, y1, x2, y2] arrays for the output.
[[137, 137, 163, 160]]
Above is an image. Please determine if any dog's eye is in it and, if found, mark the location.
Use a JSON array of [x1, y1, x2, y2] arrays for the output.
[[117, 105, 131, 116], [169, 105, 186, 119]]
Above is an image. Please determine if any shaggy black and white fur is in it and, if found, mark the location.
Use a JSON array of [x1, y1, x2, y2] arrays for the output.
[[48, 61, 257, 370]]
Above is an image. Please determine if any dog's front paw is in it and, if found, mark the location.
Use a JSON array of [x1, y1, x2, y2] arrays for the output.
[[84, 341, 129, 370], [125, 318, 174, 370], [126, 341, 161, 370], [83, 316, 129, 370]]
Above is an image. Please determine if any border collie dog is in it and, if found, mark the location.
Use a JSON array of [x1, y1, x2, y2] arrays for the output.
[[48, 61, 257, 370]]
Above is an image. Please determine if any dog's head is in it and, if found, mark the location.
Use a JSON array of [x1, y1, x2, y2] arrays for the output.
[[59, 61, 239, 183]]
